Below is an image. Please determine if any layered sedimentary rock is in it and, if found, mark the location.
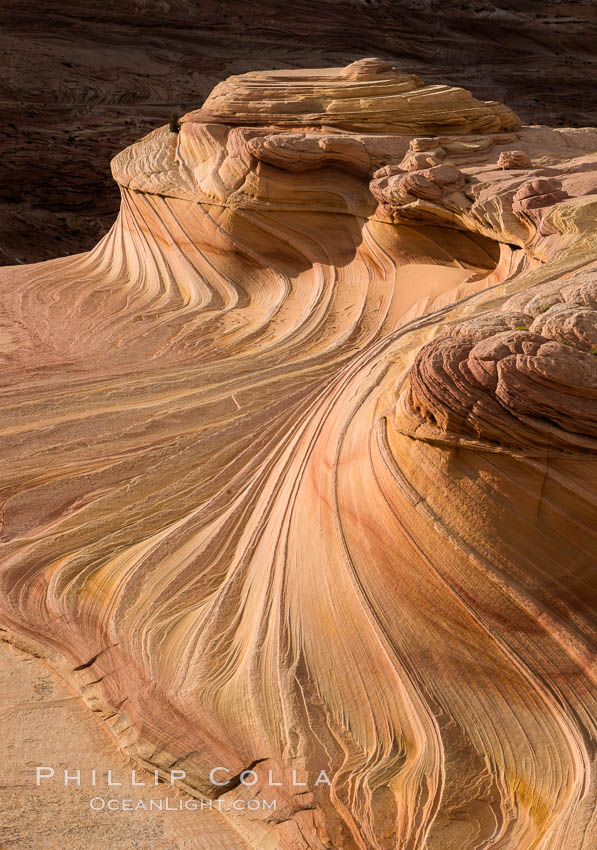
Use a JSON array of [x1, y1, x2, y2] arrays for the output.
[[4, 0, 597, 267], [1, 60, 596, 850], [0, 640, 235, 850]]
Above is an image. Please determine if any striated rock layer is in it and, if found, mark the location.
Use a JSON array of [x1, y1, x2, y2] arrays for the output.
[[4, 0, 597, 267], [1, 60, 596, 850]]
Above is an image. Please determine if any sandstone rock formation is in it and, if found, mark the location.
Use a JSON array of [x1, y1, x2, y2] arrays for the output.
[[0, 640, 235, 850], [4, 0, 597, 266], [497, 149, 533, 169], [1, 60, 596, 850]]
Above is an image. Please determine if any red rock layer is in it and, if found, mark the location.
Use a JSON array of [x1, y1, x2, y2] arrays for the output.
[[0, 61, 596, 850]]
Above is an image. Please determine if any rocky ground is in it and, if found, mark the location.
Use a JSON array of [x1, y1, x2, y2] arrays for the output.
[[2, 0, 597, 265]]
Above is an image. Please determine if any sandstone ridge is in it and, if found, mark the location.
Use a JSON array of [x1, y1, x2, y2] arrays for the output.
[[0, 61, 596, 850]]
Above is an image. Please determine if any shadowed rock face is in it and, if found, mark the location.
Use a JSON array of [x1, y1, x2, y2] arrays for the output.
[[3, 0, 597, 265], [1, 60, 597, 850]]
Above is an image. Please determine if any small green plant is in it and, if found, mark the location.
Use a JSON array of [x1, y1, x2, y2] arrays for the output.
[[591, 347, 597, 356], [514, 324, 530, 330], [539, 303, 556, 313], [169, 112, 180, 134]]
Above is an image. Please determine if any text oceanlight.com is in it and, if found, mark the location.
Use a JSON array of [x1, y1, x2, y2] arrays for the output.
[[35, 766, 333, 812], [89, 797, 277, 812]]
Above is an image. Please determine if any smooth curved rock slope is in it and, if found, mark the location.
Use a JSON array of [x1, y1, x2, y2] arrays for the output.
[[1, 60, 596, 850]]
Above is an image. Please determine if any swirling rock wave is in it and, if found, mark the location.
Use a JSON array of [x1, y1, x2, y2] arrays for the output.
[[1, 60, 596, 850]]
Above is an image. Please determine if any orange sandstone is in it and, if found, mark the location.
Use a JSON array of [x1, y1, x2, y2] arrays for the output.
[[0, 60, 596, 850]]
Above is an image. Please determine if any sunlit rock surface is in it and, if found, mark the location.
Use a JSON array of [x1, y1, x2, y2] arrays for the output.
[[5, 0, 597, 267], [1, 60, 596, 850]]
